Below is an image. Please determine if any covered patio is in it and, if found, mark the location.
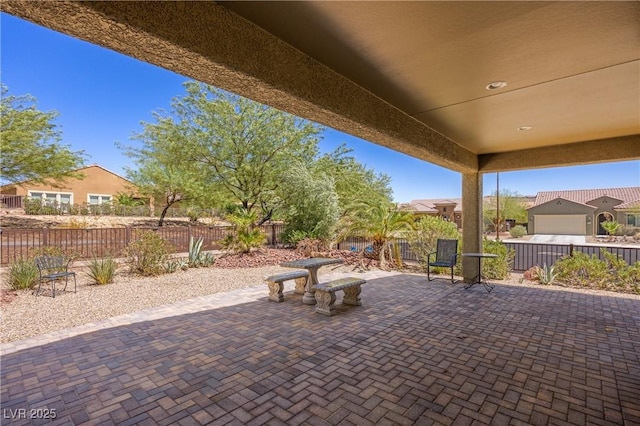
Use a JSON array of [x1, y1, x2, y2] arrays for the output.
[[1, 2, 639, 425], [3, 1, 638, 282], [2, 274, 639, 425]]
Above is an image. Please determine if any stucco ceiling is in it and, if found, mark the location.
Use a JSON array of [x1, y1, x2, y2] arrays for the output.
[[221, 2, 639, 153], [2, 1, 639, 174]]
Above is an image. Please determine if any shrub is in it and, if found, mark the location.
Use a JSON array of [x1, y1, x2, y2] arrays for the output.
[[63, 218, 89, 229], [285, 230, 313, 247], [124, 230, 172, 276], [601, 220, 621, 238], [481, 238, 514, 280], [33, 246, 79, 263], [86, 256, 118, 284], [407, 216, 460, 269], [7, 258, 40, 290], [509, 225, 527, 238], [23, 197, 43, 215], [554, 251, 609, 289], [221, 209, 267, 254], [187, 210, 200, 222], [601, 250, 640, 291]]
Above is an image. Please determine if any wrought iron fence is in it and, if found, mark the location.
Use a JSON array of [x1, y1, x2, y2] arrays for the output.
[[0, 195, 23, 209], [0, 223, 285, 264], [504, 241, 639, 271], [2, 227, 638, 270]]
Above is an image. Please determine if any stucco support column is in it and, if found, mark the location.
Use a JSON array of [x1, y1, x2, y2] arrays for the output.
[[461, 173, 483, 282]]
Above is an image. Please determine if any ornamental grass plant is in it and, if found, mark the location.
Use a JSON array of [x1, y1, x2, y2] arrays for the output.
[[86, 256, 118, 285], [7, 258, 39, 291]]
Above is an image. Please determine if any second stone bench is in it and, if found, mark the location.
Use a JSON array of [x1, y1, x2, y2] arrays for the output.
[[314, 277, 367, 316]]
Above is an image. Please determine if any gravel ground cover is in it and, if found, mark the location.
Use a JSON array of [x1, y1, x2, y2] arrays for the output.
[[0, 249, 364, 343], [1, 265, 285, 343]]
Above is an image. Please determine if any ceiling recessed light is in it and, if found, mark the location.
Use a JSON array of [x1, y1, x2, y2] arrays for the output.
[[518, 126, 533, 131], [486, 81, 507, 90]]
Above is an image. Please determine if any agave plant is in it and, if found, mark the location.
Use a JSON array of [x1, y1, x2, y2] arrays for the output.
[[164, 258, 189, 273], [188, 236, 205, 267], [199, 252, 215, 267], [534, 263, 557, 285]]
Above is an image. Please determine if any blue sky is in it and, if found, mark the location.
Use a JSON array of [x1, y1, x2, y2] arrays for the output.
[[2, 13, 638, 202]]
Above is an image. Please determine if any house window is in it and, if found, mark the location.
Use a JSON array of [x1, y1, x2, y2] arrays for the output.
[[28, 191, 73, 208], [88, 194, 112, 205], [626, 214, 640, 227]]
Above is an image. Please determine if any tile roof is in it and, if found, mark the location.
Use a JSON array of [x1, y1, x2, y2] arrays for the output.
[[532, 187, 640, 208], [404, 196, 536, 213], [404, 198, 462, 213]]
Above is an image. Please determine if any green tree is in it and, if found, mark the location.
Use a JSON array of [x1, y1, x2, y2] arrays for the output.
[[114, 192, 145, 207], [339, 200, 414, 269], [122, 82, 393, 228], [121, 113, 229, 226], [314, 143, 393, 210], [279, 161, 340, 244], [483, 189, 528, 234], [0, 84, 85, 185], [172, 82, 322, 222]]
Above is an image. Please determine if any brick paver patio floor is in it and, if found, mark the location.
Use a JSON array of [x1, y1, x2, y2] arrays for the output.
[[1, 274, 639, 425]]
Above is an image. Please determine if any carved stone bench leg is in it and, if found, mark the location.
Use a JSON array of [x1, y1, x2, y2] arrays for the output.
[[314, 289, 336, 316], [343, 285, 362, 306], [267, 280, 284, 302], [294, 276, 307, 294]]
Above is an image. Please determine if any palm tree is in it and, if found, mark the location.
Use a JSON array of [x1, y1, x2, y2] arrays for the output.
[[221, 208, 267, 254], [601, 220, 621, 241], [339, 200, 414, 269]]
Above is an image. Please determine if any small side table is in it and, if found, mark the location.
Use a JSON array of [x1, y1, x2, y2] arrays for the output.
[[461, 253, 498, 293]]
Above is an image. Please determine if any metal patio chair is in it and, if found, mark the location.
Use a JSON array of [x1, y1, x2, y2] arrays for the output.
[[34, 256, 77, 297], [426, 239, 459, 284]]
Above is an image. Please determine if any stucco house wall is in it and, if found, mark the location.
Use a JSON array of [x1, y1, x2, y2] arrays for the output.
[[0, 164, 143, 209], [527, 199, 595, 235], [527, 187, 640, 236]]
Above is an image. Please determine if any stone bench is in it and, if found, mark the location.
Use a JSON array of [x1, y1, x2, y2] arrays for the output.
[[314, 277, 367, 316], [265, 270, 309, 302]]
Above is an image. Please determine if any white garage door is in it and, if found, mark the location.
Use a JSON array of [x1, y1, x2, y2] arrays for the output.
[[535, 215, 586, 235]]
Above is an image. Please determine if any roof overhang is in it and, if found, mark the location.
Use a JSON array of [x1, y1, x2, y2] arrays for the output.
[[2, 1, 639, 174]]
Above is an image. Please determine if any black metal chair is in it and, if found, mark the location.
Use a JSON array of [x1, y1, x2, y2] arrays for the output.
[[426, 239, 459, 283], [34, 256, 77, 297]]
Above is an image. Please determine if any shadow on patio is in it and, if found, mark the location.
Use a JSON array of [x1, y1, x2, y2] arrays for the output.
[[1, 274, 639, 425]]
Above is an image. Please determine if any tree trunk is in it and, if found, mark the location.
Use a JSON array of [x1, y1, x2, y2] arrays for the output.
[[377, 241, 387, 270], [257, 209, 272, 226], [158, 205, 170, 227], [158, 197, 181, 227]]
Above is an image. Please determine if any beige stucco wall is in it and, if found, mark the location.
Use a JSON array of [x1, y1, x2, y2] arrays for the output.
[[527, 200, 595, 235], [1, 165, 137, 206]]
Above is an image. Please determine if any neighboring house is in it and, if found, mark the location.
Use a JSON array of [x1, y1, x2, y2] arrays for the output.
[[401, 196, 536, 230], [527, 187, 640, 236], [0, 164, 145, 211], [400, 198, 464, 228]]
